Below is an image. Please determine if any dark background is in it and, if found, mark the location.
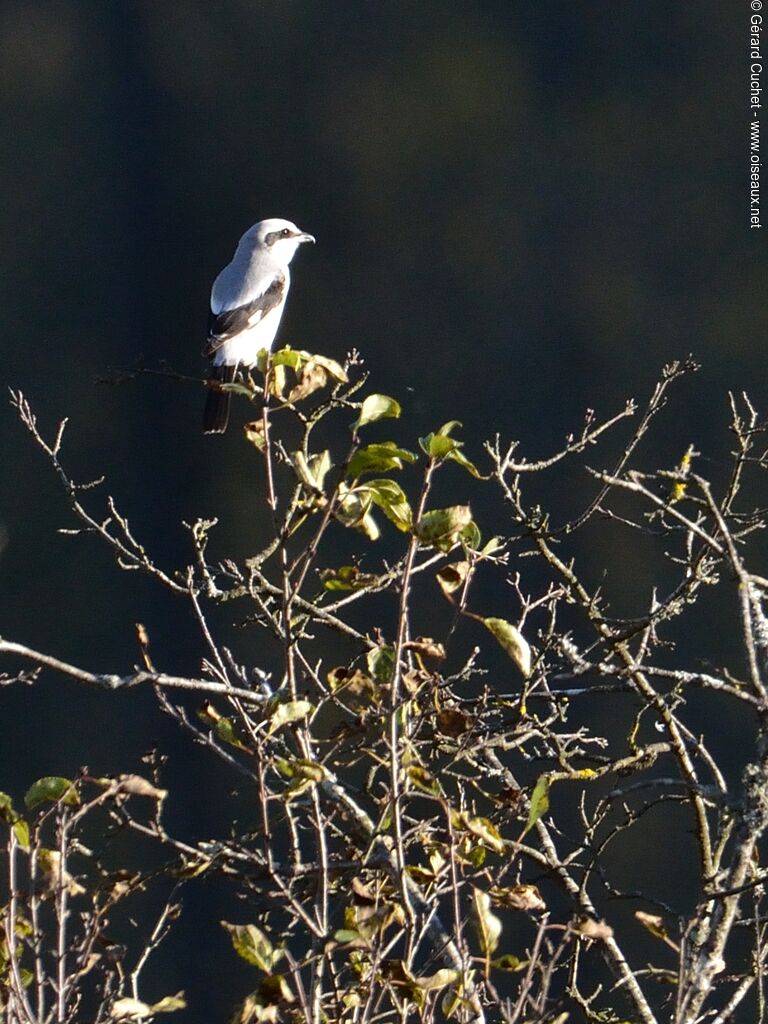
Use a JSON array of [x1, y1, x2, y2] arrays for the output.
[[1, 2, 766, 1017]]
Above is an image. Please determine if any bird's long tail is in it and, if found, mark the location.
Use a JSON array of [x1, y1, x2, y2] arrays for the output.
[[203, 365, 236, 434]]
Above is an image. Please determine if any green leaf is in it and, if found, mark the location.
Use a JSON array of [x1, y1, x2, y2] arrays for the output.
[[221, 922, 283, 973], [24, 777, 79, 809], [354, 394, 401, 430], [523, 775, 551, 835], [276, 759, 325, 783], [448, 448, 483, 478], [419, 433, 457, 460], [418, 422, 483, 476], [333, 928, 367, 947], [0, 791, 15, 822], [481, 536, 504, 557], [321, 565, 381, 591], [365, 478, 412, 532], [346, 442, 417, 480], [367, 645, 395, 684], [482, 617, 532, 677], [436, 420, 462, 437], [215, 717, 250, 752], [460, 520, 482, 551], [267, 346, 303, 371], [491, 954, 527, 972], [267, 700, 314, 735], [416, 505, 473, 548], [13, 819, 30, 852], [220, 380, 257, 398]]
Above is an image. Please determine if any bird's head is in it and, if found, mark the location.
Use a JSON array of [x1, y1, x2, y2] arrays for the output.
[[242, 218, 315, 265]]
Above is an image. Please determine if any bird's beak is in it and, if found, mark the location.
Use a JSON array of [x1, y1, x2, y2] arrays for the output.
[[295, 232, 315, 244]]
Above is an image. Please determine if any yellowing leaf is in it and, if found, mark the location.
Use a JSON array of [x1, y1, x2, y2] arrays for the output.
[[473, 889, 502, 957], [404, 637, 446, 660], [415, 969, 461, 991], [111, 997, 153, 1020], [492, 884, 546, 913], [436, 708, 472, 738], [416, 506, 473, 549], [0, 791, 16, 823], [117, 775, 168, 801], [336, 485, 380, 539], [482, 618, 532, 677], [38, 849, 86, 895], [285, 359, 329, 403], [309, 353, 348, 382], [571, 916, 614, 941], [635, 910, 679, 950], [407, 765, 443, 797], [244, 420, 266, 450], [150, 993, 186, 1014], [267, 700, 313, 735], [327, 665, 379, 702], [354, 394, 401, 430], [292, 449, 333, 492], [460, 815, 505, 854], [436, 561, 470, 598]]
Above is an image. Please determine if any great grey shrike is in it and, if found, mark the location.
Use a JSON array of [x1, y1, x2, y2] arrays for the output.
[[202, 218, 315, 433]]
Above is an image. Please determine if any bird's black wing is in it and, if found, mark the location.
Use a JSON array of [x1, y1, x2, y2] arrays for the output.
[[203, 272, 286, 358]]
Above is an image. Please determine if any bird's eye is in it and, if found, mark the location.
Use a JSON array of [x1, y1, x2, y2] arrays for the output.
[[281, 228, 290, 237]]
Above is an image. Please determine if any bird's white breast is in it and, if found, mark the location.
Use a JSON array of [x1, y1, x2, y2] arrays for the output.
[[211, 300, 287, 368]]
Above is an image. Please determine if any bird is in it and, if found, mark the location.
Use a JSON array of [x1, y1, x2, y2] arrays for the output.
[[202, 218, 315, 433]]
